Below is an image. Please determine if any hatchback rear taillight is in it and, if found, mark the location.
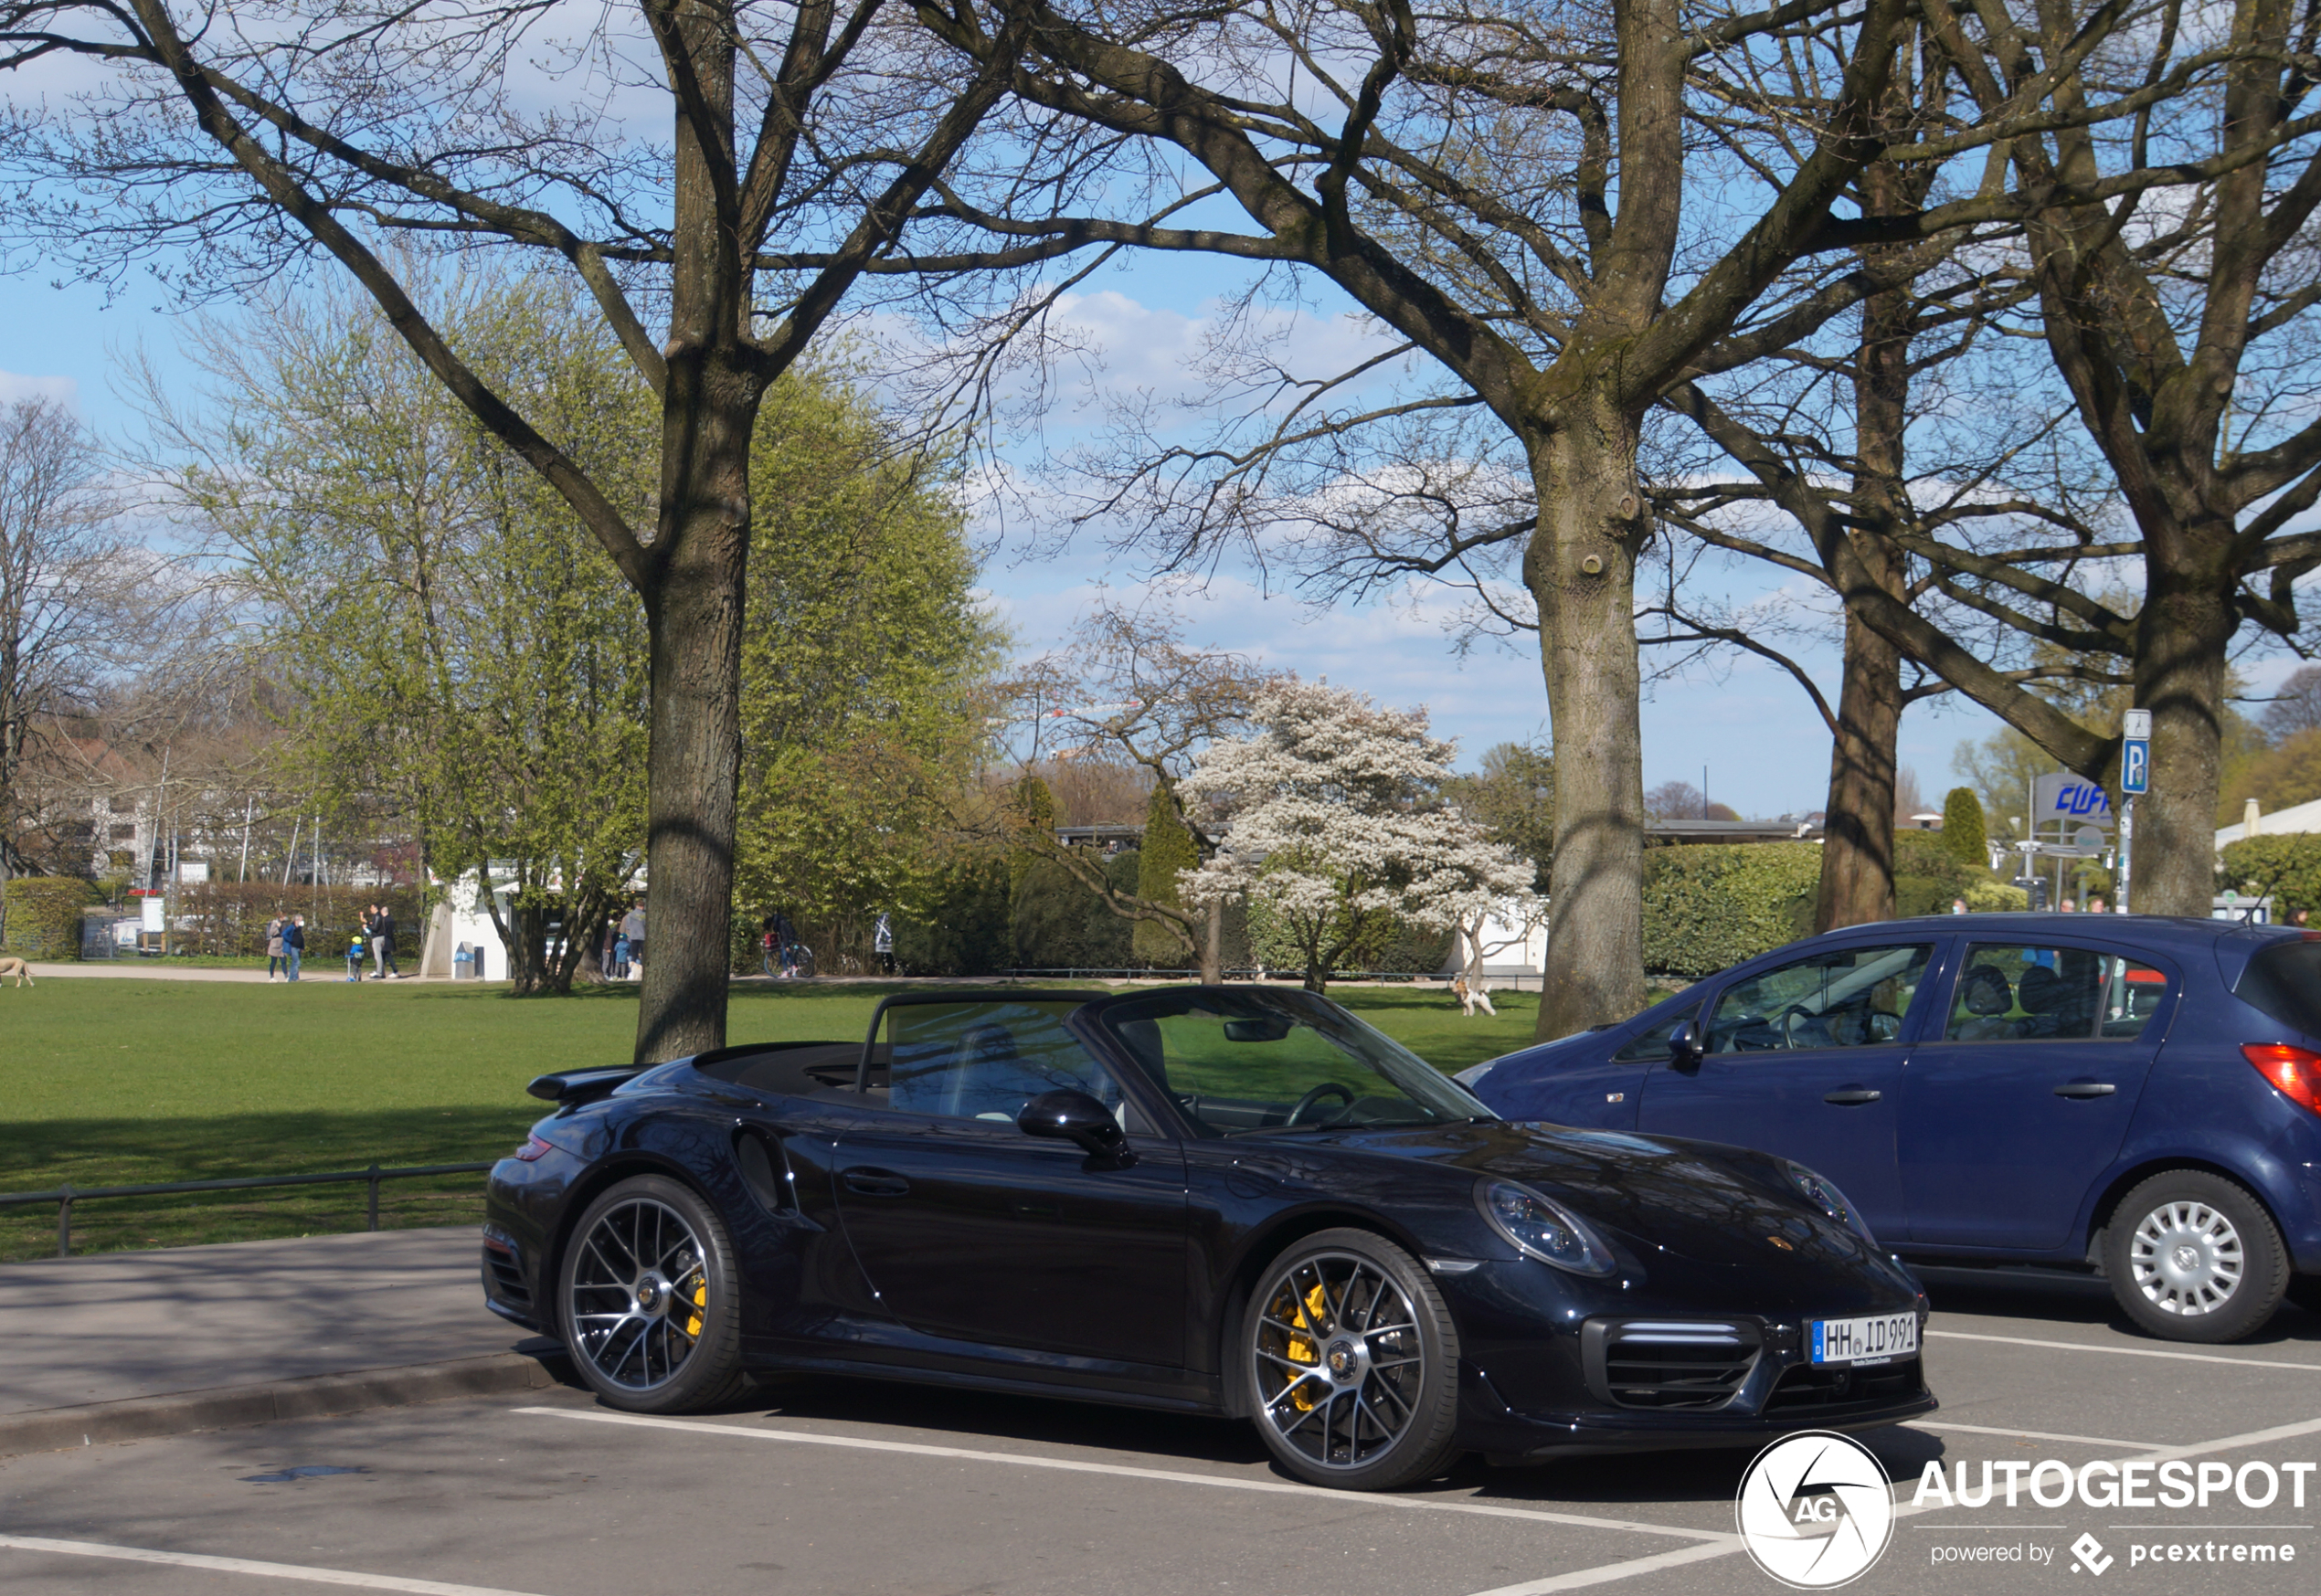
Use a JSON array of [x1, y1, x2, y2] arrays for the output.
[[2242, 1044, 2321, 1115]]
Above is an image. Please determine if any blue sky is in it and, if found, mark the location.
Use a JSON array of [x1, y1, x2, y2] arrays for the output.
[[0, 233, 2214, 821]]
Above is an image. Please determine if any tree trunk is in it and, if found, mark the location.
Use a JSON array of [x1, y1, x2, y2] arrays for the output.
[[2130, 548, 2233, 915], [1816, 259, 1912, 932], [1529, 407, 1648, 1041], [1201, 898, 1222, 985], [634, 467, 750, 1060], [631, 5, 758, 1063], [1815, 613, 1902, 930]]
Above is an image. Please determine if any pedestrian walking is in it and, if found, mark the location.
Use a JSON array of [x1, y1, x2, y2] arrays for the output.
[[265, 915, 286, 981], [874, 909, 895, 975], [371, 904, 401, 978], [771, 909, 798, 978], [620, 899, 644, 976], [345, 923, 366, 982], [282, 914, 306, 982]]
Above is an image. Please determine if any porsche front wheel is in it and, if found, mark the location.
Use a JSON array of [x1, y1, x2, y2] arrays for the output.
[[1242, 1228, 1462, 1490], [559, 1175, 747, 1412]]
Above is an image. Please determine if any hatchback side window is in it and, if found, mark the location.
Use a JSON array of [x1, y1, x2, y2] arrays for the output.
[[1944, 946, 2169, 1041], [1705, 945, 1931, 1052]]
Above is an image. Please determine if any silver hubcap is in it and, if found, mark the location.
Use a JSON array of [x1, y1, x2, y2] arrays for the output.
[[568, 1199, 710, 1390], [1251, 1252, 1425, 1471], [2129, 1200, 2243, 1316]]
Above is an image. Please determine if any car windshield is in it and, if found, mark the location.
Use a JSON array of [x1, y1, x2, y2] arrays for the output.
[[1097, 988, 1489, 1136]]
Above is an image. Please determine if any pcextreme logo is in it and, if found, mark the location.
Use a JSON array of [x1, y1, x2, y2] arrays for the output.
[[1736, 1431, 1896, 1589]]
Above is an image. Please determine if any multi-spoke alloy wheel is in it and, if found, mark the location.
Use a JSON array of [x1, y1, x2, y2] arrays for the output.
[[2128, 1200, 2243, 1316], [2104, 1170, 2287, 1345], [1244, 1229, 1461, 1490], [559, 1175, 747, 1411]]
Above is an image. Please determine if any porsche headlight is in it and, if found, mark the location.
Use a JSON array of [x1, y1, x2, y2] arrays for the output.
[[1785, 1159, 1878, 1245], [1477, 1179, 1617, 1275]]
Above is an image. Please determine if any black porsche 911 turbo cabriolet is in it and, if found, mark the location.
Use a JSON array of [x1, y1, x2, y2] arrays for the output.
[[482, 986, 1934, 1490]]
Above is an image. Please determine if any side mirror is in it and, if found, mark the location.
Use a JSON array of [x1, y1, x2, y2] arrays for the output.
[[1018, 1089, 1136, 1166], [1666, 1019, 1704, 1072]]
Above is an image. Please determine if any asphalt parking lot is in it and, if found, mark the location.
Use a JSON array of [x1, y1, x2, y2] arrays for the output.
[[3, 1270, 2318, 1596]]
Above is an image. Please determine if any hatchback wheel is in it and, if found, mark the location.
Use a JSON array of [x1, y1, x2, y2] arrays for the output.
[[1241, 1228, 1462, 1490], [2102, 1170, 2287, 1344], [559, 1175, 748, 1411]]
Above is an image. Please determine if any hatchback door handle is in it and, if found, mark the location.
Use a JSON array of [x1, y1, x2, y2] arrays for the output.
[[2053, 1081, 2117, 1099], [842, 1168, 911, 1197], [1822, 1088, 1882, 1105]]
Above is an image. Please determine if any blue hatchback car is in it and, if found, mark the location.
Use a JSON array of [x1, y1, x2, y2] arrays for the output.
[[1459, 914, 2321, 1343]]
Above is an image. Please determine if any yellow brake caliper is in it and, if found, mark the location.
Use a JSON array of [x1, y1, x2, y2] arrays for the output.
[[684, 1274, 706, 1337], [1281, 1282, 1330, 1411]]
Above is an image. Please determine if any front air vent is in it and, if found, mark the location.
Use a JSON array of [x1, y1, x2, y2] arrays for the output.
[[482, 1233, 531, 1310], [1583, 1318, 1761, 1411], [1765, 1356, 1924, 1411]]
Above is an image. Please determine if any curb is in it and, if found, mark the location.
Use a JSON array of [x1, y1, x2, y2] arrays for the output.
[[0, 1349, 568, 1459]]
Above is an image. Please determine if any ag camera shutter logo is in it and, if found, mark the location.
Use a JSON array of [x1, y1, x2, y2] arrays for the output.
[[1736, 1431, 1895, 1588]]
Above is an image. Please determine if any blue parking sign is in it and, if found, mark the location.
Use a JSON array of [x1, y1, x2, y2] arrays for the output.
[[2123, 738, 2150, 795]]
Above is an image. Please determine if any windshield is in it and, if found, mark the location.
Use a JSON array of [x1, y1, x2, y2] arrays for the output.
[[1097, 988, 1489, 1136]]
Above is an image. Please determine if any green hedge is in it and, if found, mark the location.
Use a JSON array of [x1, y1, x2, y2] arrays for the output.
[[894, 855, 1012, 977], [1013, 850, 1142, 969], [1893, 827, 1990, 917], [2218, 834, 2321, 918], [1641, 843, 1823, 980], [4, 877, 100, 959]]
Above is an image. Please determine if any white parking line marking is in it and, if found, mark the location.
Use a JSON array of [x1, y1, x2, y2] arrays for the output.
[[0, 1536, 546, 1596], [1910, 1420, 2164, 1450], [1930, 1329, 2321, 1372], [2136, 1411, 2321, 1461], [1453, 1410, 2321, 1594], [1457, 1540, 1740, 1595], [514, 1406, 1734, 1542]]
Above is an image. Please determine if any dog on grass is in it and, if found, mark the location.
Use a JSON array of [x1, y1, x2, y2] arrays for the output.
[[1451, 975, 1494, 1018], [0, 957, 34, 988]]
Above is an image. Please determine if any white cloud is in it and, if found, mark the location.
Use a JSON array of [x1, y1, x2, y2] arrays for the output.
[[0, 370, 79, 409]]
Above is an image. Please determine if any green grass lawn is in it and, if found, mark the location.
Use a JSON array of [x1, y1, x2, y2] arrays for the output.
[[0, 978, 1539, 1260]]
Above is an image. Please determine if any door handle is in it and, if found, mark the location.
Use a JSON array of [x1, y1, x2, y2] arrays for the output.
[[1822, 1087, 1883, 1105], [2053, 1081, 2117, 1099], [841, 1168, 911, 1197]]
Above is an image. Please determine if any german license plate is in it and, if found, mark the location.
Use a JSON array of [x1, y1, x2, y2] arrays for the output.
[[1809, 1312, 1918, 1367]]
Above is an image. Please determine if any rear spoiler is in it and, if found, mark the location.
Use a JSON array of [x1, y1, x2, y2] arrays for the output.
[[526, 1067, 645, 1105]]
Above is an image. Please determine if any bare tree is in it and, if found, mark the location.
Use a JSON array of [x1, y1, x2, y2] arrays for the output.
[[2263, 665, 2321, 742], [923, 0, 2210, 1035], [1895, 0, 2321, 914], [0, 396, 143, 883], [1, 1, 1032, 1058]]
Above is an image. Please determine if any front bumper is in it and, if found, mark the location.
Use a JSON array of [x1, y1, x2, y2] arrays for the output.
[[1441, 1255, 1934, 1457]]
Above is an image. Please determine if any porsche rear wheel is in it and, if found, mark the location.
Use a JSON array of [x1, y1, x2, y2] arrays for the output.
[[1242, 1228, 1462, 1490], [559, 1175, 747, 1412]]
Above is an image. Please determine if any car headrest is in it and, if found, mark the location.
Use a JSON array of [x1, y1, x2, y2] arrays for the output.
[[2016, 963, 2069, 1013], [1961, 965, 2012, 1016]]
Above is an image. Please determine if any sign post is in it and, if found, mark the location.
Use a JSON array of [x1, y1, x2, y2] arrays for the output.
[[2119, 709, 2151, 914]]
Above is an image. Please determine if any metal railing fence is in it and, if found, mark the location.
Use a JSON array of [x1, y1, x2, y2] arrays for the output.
[[0, 1162, 494, 1258]]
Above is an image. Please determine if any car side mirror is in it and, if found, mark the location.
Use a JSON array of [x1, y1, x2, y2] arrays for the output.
[[1018, 1089, 1136, 1167], [1667, 1019, 1704, 1072]]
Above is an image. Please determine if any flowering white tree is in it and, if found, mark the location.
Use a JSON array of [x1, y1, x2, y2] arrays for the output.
[[1181, 681, 1539, 993]]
